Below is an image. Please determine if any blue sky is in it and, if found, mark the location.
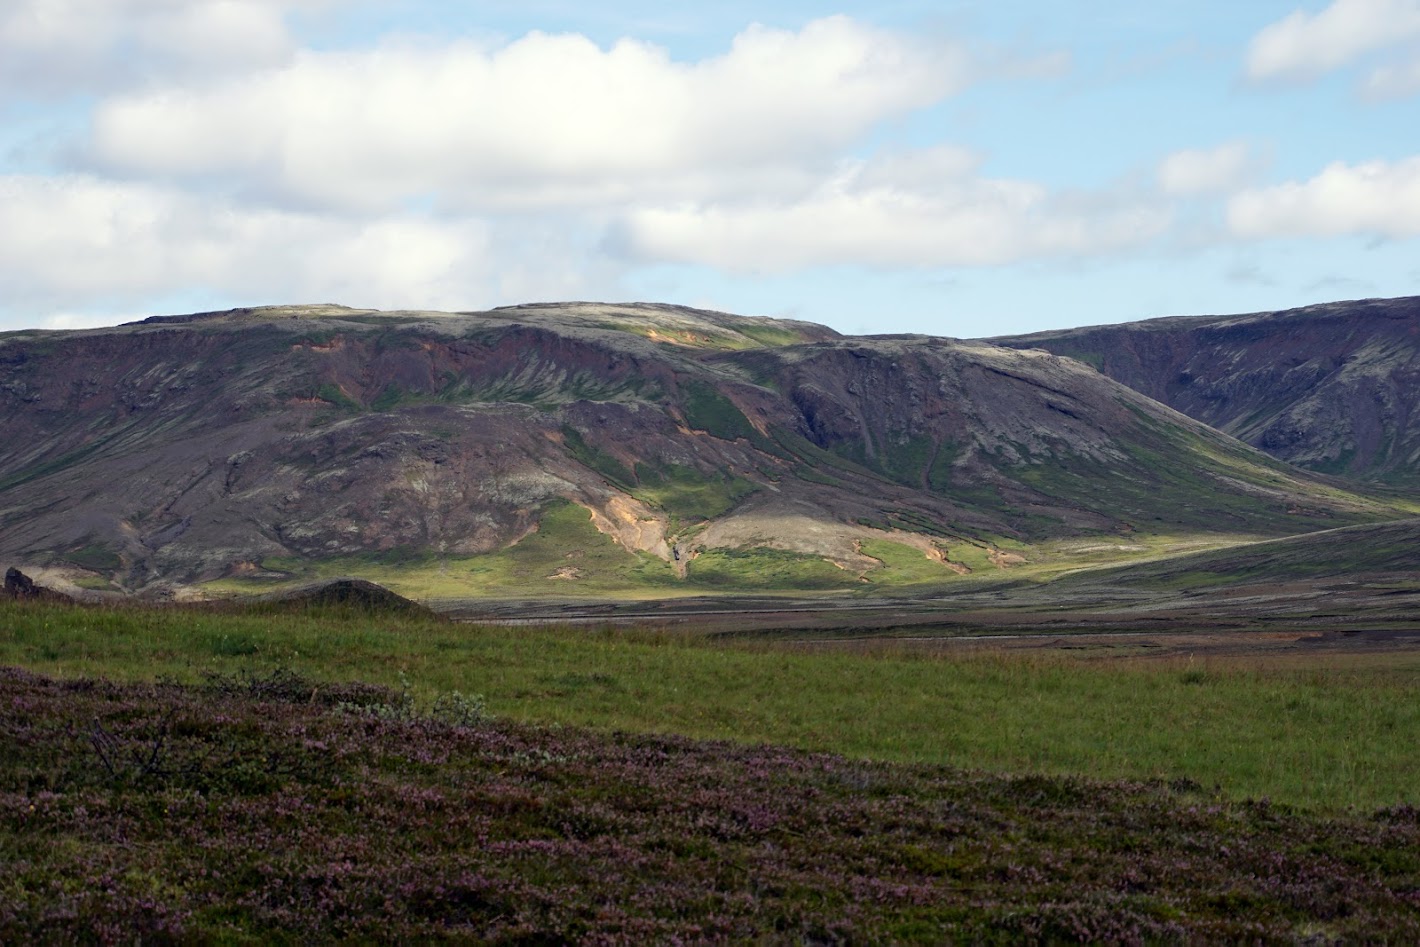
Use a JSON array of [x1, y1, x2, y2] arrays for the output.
[[1, 0, 1417, 337]]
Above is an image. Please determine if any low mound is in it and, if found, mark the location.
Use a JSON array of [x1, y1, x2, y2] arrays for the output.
[[258, 577, 436, 617]]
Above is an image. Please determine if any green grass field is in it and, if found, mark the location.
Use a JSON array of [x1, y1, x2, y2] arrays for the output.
[[3, 598, 1415, 811]]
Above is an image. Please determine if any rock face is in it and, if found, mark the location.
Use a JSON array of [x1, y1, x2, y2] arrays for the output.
[[4, 568, 36, 597], [0, 302, 1400, 591], [2, 567, 68, 602], [993, 296, 1420, 485]]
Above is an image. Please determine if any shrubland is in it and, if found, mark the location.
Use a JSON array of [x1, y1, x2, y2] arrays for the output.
[[4, 665, 1418, 942]]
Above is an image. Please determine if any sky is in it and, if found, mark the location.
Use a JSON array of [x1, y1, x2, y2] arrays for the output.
[[1, 0, 1418, 338]]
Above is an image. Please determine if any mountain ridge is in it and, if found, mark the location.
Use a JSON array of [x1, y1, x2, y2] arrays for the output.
[[992, 295, 1420, 484], [1, 301, 1408, 598]]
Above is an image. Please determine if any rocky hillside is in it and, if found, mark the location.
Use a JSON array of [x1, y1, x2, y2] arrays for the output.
[[0, 303, 1401, 594], [993, 296, 1420, 485]]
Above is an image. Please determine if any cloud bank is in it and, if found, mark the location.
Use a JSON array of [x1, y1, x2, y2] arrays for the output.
[[618, 149, 1171, 271], [1157, 142, 1259, 196], [89, 16, 967, 212], [1246, 0, 1420, 97], [1229, 157, 1420, 238], [0, 0, 335, 96], [0, 174, 495, 313], [3, 13, 1167, 318]]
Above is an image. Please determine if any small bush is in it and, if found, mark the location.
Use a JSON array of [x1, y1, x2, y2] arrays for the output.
[[209, 634, 259, 657], [202, 667, 400, 709], [430, 691, 490, 727], [335, 673, 489, 728]]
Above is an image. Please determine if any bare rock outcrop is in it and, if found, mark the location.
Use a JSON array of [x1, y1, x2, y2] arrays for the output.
[[3, 567, 71, 602]]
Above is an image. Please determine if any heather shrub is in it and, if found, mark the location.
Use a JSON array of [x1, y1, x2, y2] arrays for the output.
[[429, 690, 489, 727], [200, 665, 400, 708], [334, 672, 489, 729], [2, 667, 1418, 943]]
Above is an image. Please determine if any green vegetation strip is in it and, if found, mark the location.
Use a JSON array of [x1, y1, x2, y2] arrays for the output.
[[211, 501, 877, 597], [3, 600, 1416, 811]]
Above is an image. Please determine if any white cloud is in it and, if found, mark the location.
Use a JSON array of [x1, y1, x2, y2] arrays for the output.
[[0, 0, 335, 97], [87, 17, 968, 212], [616, 151, 1171, 272], [1246, 0, 1420, 84], [1157, 142, 1259, 196], [1361, 56, 1420, 98], [1227, 157, 1420, 238], [0, 15, 1181, 323], [0, 174, 509, 320], [145, 1, 296, 68]]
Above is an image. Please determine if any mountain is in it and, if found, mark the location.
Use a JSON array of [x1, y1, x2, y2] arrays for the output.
[[992, 296, 1420, 485], [0, 302, 1402, 597]]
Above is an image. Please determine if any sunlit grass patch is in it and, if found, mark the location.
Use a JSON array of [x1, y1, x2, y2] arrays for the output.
[[858, 539, 957, 586], [685, 546, 859, 590]]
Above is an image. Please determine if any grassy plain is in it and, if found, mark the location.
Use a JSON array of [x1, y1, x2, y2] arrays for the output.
[[2, 598, 1416, 812]]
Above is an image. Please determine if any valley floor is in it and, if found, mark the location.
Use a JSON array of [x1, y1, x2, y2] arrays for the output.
[[445, 574, 1420, 642], [3, 589, 1418, 941], [3, 597, 1416, 810]]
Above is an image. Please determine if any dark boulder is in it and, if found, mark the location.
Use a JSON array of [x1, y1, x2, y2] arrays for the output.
[[4, 567, 35, 597], [3, 568, 71, 602]]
